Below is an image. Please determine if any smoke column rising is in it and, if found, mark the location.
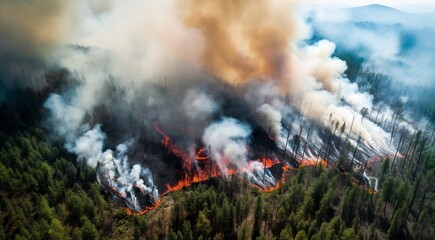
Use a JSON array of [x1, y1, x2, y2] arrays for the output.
[[178, 0, 297, 86], [0, 0, 401, 211]]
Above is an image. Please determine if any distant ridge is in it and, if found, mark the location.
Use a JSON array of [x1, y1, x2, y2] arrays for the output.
[[347, 4, 405, 15]]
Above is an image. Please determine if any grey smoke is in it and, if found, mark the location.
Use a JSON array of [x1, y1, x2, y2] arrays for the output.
[[182, 89, 219, 120], [201, 117, 276, 188], [44, 93, 158, 210], [255, 104, 283, 139], [202, 118, 252, 175]]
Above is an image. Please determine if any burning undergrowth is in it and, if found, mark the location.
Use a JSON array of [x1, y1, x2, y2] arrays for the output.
[[43, 68, 394, 213], [23, 0, 410, 213]]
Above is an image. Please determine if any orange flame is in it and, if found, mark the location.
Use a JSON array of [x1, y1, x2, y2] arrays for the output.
[[260, 157, 281, 168], [299, 158, 328, 167], [195, 148, 209, 161], [124, 124, 384, 215], [124, 199, 162, 215]]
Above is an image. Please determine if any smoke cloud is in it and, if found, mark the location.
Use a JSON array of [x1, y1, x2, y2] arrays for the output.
[[178, 0, 297, 86], [4, 0, 408, 210], [0, 0, 69, 54], [256, 104, 283, 139], [0, 0, 74, 99], [202, 118, 251, 175], [182, 89, 219, 120], [45, 95, 159, 210]]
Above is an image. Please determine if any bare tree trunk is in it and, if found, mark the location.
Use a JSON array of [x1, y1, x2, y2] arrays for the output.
[[282, 124, 292, 161], [208, 145, 212, 181], [375, 107, 381, 123], [401, 132, 416, 175], [349, 115, 355, 136], [323, 130, 333, 165], [407, 132, 421, 171], [349, 137, 361, 172], [302, 125, 313, 161], [389, 111, 401, 145], [296, 126, 303, 159], [391, 127, 405, 171], [358, 157, 369, 187]]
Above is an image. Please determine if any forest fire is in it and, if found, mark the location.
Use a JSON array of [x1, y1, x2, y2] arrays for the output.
[[261, 157, 281, 168], [124, 199, 162, 215], [195, 148, 209, 161], [100, 114, 401, 216], [299, 158, 328, 167], [123, 123, 382, 215]]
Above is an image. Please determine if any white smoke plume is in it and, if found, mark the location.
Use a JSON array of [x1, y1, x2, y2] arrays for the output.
[[202, 118, 252, 175], [202, 117, 275, 188], [256, 104, 283, 140], [44, 94, 159, 210], [182, 89, 219, 120], [285, 40, 392, 151], [29, 0, 416, 211]]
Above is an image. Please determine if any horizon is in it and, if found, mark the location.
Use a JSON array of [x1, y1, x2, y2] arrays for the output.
[[304, 0, 435, 13]]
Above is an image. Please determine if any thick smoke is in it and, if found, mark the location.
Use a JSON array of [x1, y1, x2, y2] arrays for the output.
[[256, 104, 283, 139], [9, 0, 407, 210], [0, 0, 68, 54], [182, 89, 219, 120], [285, 39, 391, 150], [202, 118, 251, 175], [44, 94, 158, 210], [178, 0, 297, 86], [202, 118, 275, 188], [0, 0, 73, 100]]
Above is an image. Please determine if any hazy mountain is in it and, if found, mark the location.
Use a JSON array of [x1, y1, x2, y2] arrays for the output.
[[345, 4, 435, 29]]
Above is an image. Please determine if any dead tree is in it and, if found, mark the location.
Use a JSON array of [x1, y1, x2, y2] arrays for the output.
[[401, 132, 416, 175], [293, 134, 301, 164], [208, 145, 212, 180], [360, 107, 369, 123], [348, 136, 362, 172], [345, 115, 356, 143], [407, 131, 422, 171], [301, 125, 313, 161], [358, 157, 370, 187], [282, 124, 292, 161], [375, 106, 381, 123], [323, 129, 334, 165], [391, 127, 405, 171], [324, 120, 340, 164], [390, 108, 402, 144]]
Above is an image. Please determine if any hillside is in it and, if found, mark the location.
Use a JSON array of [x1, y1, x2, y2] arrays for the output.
[[1, 1, 435, 240], [0, 87, 434, 239]]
